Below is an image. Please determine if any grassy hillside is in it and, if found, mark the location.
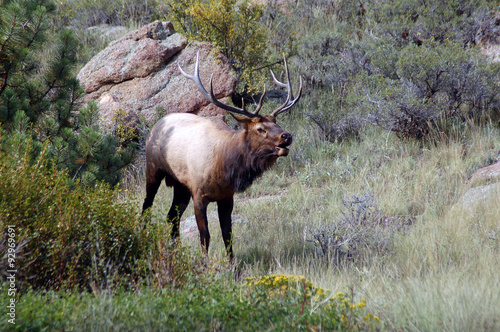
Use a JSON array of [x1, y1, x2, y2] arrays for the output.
[[2, 0, 500, 330], [126, 109, 500, 330]]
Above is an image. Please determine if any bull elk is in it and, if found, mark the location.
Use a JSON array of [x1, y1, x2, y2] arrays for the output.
[[142, 53, 302, 258]]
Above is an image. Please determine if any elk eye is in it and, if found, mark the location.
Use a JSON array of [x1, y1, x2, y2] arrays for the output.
[[257, 128, 266, 134]]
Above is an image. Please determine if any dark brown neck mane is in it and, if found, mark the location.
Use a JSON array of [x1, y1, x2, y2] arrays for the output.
[[222, 132, 278, 192]]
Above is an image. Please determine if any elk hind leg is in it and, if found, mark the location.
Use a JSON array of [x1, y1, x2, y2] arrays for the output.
[[142, 168, 165, 213], [166, 183, 191, 238]]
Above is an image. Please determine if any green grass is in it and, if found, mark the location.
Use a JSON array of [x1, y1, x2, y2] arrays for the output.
[[5, 119, 498, 330], [116, 110, 500, 330], [3, 0, 500, 329], [1, 273, 380, 331]]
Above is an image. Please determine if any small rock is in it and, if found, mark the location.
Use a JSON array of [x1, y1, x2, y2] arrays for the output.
[[470, 161, 500, 183], [180, 212, 249, 239]]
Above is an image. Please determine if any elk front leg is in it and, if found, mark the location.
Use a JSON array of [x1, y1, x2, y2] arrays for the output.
[[193, 194, 210, 254], [217, 197, 234, 259]]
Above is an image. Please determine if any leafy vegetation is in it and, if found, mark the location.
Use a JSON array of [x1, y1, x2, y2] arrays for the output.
[[0, 274, 379, 331], [295, 0, 500, 141], [309, 193, 399, 261], [1, 0, 500, 330], [166, 0, 269, 93], [54, 0, 165, 29], [0, 142, 145, 290]]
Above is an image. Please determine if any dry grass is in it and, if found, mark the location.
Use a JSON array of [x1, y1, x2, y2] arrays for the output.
[[127, 110, 500, 329]]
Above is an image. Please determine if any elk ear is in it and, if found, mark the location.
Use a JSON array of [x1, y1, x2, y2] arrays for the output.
[[230, 113, 253, 128], [262, 114, 277, 123]]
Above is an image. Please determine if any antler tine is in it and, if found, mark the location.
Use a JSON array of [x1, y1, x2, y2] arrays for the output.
[[270, 55, 303, 117], [179, 52, 259, 118], [270, 57, 290, 89], [253, 84, 267, 115], [272, 76, 302, 116], [178, 53, 210, 100], [239, 84, 266, 115]]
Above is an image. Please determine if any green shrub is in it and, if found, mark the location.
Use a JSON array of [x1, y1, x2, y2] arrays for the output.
[[0, 0, 71, 126], [296, 30, 369, 142], [47, 101, 136, 186], [0, 143, 133, 290], [166, 0, 269, 93], [55, 0, 165, 29], [293, 0, 500, 141], [366, 40, 500, 139], [305, 89, 365, 143], [0, 141, 193, 291], [308, 193, 408, 262], [367, 0, 497, 46], [245, 274, 380, 330], [290, 0, 365, 30]]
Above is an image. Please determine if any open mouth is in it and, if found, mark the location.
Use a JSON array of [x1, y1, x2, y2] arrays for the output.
[[276, 144, 290, 156]]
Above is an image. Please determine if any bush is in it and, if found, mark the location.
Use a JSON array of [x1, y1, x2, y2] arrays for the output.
[[309, 193, 407, 261], [368, 0, 498, 47], [166, 0, 269, 93], [296, 29, 369, 142], [0, 0, 73, 126], [243, 274, 380, 331], [305, 89, 365, 143], [293, 0, 500, 141], [0, 141, 194, 291], [48, 101, 136, 186], [55, 0, 165, 29], [367, 40, 500, 139], [0, 143, 130, 290]]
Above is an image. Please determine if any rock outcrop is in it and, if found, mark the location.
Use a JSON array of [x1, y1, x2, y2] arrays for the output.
[[77, 21, 237, 128], [470, 161, 500, 184], [459, 182, 500, 211], [459, 160, 500, 211]]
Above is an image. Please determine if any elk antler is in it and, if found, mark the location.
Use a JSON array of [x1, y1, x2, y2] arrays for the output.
[[178, 53, 264, 118], [179, 52, 302, 118], [270, 55, 303, 117]]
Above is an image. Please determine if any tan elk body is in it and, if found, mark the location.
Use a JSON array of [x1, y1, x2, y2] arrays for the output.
[[142, 54, 302, 258]]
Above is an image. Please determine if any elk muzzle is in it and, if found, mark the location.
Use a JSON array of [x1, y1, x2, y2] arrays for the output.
[[276, 132, 293, 156]]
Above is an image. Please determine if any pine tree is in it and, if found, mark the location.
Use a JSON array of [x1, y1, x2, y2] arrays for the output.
[[0, 0, 136, 186]]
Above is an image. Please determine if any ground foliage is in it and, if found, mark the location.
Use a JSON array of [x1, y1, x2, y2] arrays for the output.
[[165, 0, 269, 94], [294, 0, 500, 141], [53, 0, 165, 29], [0, 273, 380, 331], [0, 142, 142, 290], [1, 0, 500, 330]]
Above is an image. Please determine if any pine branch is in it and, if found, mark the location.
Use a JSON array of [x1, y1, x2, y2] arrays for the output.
[[0, 10, 18, 56], [72, 161, 86, 181], [0, 12, 19, 95]]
